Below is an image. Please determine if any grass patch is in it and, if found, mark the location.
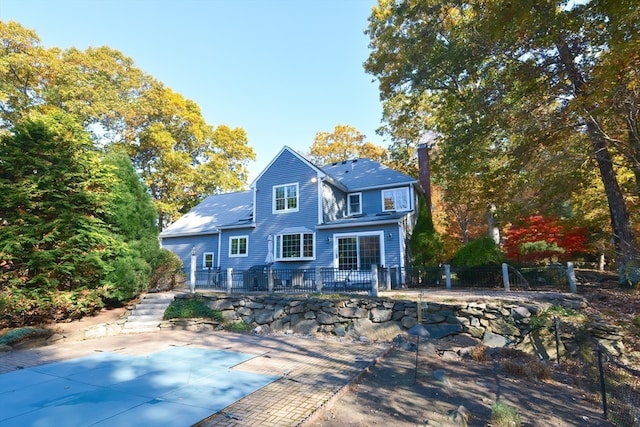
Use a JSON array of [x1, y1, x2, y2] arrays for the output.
[[223, 321, 253, 332], [163, 297, 223, 322], [491, 401, 522, 427]]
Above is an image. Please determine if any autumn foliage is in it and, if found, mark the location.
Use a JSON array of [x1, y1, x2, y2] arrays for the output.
[[503, 216, 588, 264]]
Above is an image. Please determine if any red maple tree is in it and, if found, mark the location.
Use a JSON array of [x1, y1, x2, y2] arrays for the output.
[[503, 215, 588, 264]]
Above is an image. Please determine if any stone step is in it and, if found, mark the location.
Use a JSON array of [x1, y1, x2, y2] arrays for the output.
[[132, 307, 166, 315], [141, 293, 176, 300], [127, 314, 164, 322], [122, 292, 176, 333], [137, 298, 174, 305]]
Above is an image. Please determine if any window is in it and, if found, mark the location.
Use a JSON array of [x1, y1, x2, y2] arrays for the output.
[[275, 232, 314, 260], [229, 236, 248, 257], [337, 234, 381, 270], [273, 183, 298, 213], [382, 187, 410, 212], [202, 252, 214, 268], [347, 193, 362, 216]]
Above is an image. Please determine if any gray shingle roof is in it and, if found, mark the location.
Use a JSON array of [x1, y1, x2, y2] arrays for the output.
[[159, 190, 253, 238], [322, 158, 416, 191]]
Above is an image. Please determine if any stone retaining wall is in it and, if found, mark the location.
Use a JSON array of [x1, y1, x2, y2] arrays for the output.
[[169, 293, 624, 360]]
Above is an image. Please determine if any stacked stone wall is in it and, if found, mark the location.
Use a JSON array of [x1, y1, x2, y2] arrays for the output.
[[163, 293, 625, 360]]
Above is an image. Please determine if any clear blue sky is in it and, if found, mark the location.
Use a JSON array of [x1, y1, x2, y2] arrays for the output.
[[1, 0, 385, 183]]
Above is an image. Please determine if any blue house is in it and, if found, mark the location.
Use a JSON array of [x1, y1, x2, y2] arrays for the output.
[[160, 146, 423, 290]]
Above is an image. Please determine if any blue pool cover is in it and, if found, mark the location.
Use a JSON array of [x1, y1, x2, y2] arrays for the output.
[[0, 347, 278, 426]]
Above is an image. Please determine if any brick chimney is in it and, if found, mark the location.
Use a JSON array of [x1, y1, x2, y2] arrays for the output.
[[417, 143, 432, 214]]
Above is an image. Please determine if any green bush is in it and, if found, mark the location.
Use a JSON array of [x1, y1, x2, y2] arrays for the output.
[[451, 237, 504, 267], [148, 249, 184, 291], [491, 401, 522, 427]]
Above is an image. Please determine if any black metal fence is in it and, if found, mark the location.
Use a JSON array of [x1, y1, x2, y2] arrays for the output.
[[188, 263, 583, 294]]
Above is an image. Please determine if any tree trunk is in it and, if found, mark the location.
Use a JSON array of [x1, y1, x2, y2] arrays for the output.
[[587, 118, 638, 282], [556, 39, 639, 283]]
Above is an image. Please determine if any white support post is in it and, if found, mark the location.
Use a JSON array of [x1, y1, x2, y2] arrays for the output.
[[370, 264, 378, 297], [502, 263, 510, 291], [316, 267, 323, 293], [189, 247, 196, 293], [226, 268, 233, 295], [385, 266, 392, 291], [567, 262, 577, 294], [445, 264, 451, 289]]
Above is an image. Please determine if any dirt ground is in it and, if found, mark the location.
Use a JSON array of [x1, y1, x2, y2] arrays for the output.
[[312, 282, 639, 427], [310, 337, 612, 427]]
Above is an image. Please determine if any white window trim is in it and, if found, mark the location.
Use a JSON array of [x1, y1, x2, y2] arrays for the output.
[[275, 232, 315, 261], [381, 187, 411, 212], [347, 192, 362, 216], [202, 252, 215, 269], [333, 231, 385, 270], [272, 182, 299, 214], [229, 235, 249, 258]]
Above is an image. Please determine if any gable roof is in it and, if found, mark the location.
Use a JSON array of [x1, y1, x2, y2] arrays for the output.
[[159, 190, 253, 238], [322, 158, 416, 191], [250, 146, 325, 188]]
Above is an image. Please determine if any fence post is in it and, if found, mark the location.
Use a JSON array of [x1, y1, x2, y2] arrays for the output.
[[316, 267, 323, 293], [370, 264, 378, 297], [190, 247, 196, 293], [596, 344, 608, 420], [445, 264, 451, 289], [567, 262, 577, 294], [385, 266, 392, 291], [226, 268, 233, 295], [268, 267, 274, 293], [502, 263, 510, 291]]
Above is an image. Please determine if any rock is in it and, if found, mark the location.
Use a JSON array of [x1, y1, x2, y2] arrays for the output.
[[423, 323, 463, 340], [440, 350, 460, 361], [466, 326, 485, 339], [352, 318, 403, 341], [254, 310, 275, 325], [338, 307, 368, 318], [401, 316, 418, 329], [488, 318, 520, 337], [316, 312, 338, 325], [512, 306, 532, 320], [333, 324, 346, 337], [221, 310, 238, 321], [483, 330, 507, 348], [370, 308, 393, 322], [423, 313, 446, 323], [206, 299, 235, 311], [289, 318, 318, 335]]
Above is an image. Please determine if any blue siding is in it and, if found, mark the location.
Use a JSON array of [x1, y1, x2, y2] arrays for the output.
[[322, 182, 346, 222], [161, 234, 219, 271]]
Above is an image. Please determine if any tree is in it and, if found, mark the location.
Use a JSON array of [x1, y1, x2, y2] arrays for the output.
[[309, 124, 387, 165], [365, 0, 639, 283], [503, 216, 589, 265], [0, 22, 256, 231], [410, 195, 444, 268], [0, 112, 126, 322]]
